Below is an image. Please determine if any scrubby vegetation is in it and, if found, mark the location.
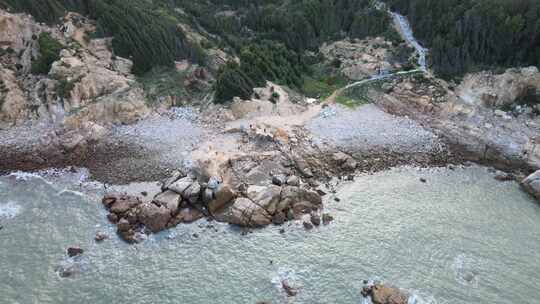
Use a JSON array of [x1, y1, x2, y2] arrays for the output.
[[386, 0, 540, 78], [301, 64, 349, 99], [214, 40, 305, 103], [31, 32, 63, 75]]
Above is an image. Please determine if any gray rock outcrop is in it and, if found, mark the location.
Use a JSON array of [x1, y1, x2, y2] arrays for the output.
[[522, 170, 540, 201]]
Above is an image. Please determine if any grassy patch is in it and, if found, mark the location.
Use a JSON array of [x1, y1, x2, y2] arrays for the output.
[[336, 79, 386, 108], [138, 66, 189, 105], [302, 73, 348, 99]]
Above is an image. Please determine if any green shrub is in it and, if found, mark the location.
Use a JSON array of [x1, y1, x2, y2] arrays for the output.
[[214, 40, 305, 103], [214, 61, 255, 103], [270, 91, 280, 103], [31, 32, 62, 75], [57, 78, 75, 99]]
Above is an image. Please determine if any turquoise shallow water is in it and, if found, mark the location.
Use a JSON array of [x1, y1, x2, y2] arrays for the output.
[[1, 166, 539, 304]]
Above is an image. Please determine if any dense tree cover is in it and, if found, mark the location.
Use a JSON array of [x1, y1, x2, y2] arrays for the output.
[[31, 32, 63, 74], [386, 0, 540, 78], [215, 40, 305, 102], [174, 0, 398, 52], [0, 0, 205, 74], [175, 0, 398, 101], [1, 0, 399, 100]]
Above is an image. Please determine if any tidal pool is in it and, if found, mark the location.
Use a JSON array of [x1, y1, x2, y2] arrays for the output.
[[0, 166, 539, 304]]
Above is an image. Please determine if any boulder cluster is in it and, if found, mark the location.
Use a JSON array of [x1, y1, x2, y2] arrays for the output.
[[102, 170, 330, 243]]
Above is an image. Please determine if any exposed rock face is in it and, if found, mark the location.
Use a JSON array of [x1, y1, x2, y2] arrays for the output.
[[0, 10, 45, 74], [522, 170, 540, 201], [320, 38, 411, 81], [0, 67, 27, 124], [375, 69, 540, 170], [0, 8, 149, 153], [456, 67, 540, 108]]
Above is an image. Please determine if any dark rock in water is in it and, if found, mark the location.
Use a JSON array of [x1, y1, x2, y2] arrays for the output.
[[101, 193, 118, 208], [141, 191, 148, 196], [272, 174, 287, 186], [94, 232, 108, 242], [334, 197, 341, 202], [67, 247, 84, 257], [56, 263, 81, 278], [420, 178, 427, 183], [281, 280, 298, 297], [117, 218, 131, 232], [279, 228, 285, 234], [107, 213, 119, 223], [286, 209, 295, 221], [108, 194, 142, 214], [322, 213, 334, 225], [361, 286, 372, 298], [0, 224, 3, 230], [303, 221, 313, 230], [272, 212, 286, 225], [310, 213, 321, 226], [494, 173, 515, 182]]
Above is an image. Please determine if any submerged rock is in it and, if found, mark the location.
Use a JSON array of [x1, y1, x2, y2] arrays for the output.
[[322, 213, 334, 225], [281, 280, 298, 297], [67, 247, 84, 257], [94, 232, 108, 242]]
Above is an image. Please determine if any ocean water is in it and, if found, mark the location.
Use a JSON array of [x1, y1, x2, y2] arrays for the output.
[[0, 166, 539, 304]]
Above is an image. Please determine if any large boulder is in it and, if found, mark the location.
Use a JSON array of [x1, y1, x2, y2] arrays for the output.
[[168, 177, 194, 194], [216, 197, 272, 227], [153, 190, 182, 214], [370, 284, 409, 304], [279, 186, 322, 214], [102, 193, 141, 214], [137, 202, 172, 233], [247, 185, 282, 215], [207, 185, 235, 214], [182, 181, 201, 204], [522, 170, 540, 201]]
